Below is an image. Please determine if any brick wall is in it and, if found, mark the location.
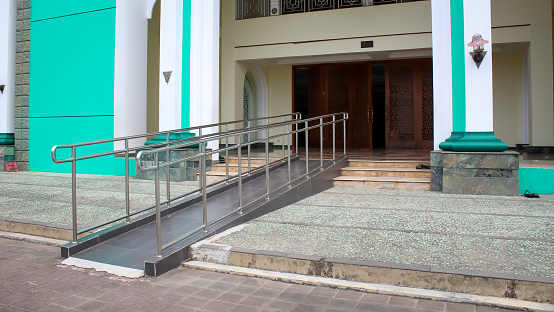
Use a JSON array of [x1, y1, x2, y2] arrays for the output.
[[14, 0, 30, 171]]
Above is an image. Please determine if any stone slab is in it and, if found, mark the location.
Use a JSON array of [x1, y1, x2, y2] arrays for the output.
[[443, 176, 519, 196], [431, 151, 520, 196]]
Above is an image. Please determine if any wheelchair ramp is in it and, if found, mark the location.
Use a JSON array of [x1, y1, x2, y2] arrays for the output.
[[62, 156, 348, 276]]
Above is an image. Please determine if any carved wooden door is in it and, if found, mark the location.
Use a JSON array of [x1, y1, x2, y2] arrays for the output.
[[385, 60, 433, 149], [306, 63, 372, 149]]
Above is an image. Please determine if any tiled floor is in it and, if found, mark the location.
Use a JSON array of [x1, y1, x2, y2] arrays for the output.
[[0, 238, 516, 312]]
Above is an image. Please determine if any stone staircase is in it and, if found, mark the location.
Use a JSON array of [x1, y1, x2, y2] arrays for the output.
[[204, 157, 268, 183], [333, 159, 431, 190]]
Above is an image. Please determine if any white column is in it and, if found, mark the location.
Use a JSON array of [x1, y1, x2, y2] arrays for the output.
[[190, 0, 220, 152], [431, 0, 453, 150], [114, 0, 149, 149], [463, 0, 493, 132], [158, 0, 183, 131], [0, 0, 16, 143]]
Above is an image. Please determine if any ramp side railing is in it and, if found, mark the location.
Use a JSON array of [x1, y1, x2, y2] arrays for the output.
[[51, 113, 301, 243], [136, 112, 348, 256]]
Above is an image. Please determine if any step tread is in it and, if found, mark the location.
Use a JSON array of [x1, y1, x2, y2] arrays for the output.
[[334, 176, 430, 183], [205, 171, 240, 176], [342, 167, 430, 172], [212, 163, 264, 168], [349, 159, 430, 163]]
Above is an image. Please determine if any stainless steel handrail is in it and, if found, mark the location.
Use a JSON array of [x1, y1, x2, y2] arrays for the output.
[[51, 113, 301, 243], [136, 112, 348, 256]]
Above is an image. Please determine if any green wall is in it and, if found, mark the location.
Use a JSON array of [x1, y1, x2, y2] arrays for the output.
[[519, 168, 554, 194], [29, 1, 135, 175]]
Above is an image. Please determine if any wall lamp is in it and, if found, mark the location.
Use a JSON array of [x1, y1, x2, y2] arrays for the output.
[[0, 85, 5, 94], [467, 33, 488, 69]]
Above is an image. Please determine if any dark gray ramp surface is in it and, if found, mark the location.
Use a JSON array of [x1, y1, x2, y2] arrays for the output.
[[64, 157, 347, 275]]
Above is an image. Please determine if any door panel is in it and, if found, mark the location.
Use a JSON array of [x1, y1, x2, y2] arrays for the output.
[[348, 63, 372, 149], [386, 63, 415, 148], [327, 66, 349, 149], [385, 60, 433, 149], [306, 63, 373, 149]]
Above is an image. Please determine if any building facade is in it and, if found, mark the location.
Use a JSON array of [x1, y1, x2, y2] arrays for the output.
[[0, 0, 553, 189]]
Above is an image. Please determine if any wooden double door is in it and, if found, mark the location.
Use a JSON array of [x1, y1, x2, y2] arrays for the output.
[[296, 59, 433, 150]]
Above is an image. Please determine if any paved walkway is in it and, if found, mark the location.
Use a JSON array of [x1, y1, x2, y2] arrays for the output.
[[214, 188, 554, 279], [0, 238, 515, 312], [0, 171, 198, 230], [1, 171, 553, 310]]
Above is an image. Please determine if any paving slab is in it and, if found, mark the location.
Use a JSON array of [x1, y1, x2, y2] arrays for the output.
[[212, 188, 554, 280]]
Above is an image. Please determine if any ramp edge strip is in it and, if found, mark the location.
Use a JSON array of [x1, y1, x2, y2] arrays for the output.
[[62, 257, 145, 278]]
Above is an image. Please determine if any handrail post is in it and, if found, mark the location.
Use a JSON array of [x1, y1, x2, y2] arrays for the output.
[[225, 124, 229, 181], [165, 133, 171, 207], [282, 116, 285, 157], [265, 127, 270, 198], [342, 113, 348, 155], [237, 135, 243, 213], [201, 141, 208, 231], [305, 121, 309, 174], [287, 124, 291, 184], [320, 117, 323, 168], [71, 146, 78, 243], [295, 113, 300, 155], [155, 152, 162, 257], [332, 115, 336, 161], [247, 121, 251, 174], [125, 139, 130, 223]]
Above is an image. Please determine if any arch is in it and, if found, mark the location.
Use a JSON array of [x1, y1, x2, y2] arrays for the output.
[[247, 65, 269, 120], [147, 0, 158, 19]]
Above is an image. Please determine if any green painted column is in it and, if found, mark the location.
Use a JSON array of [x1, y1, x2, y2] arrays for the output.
[[438, 0, 466, 151], [438, 0, 507, 152]]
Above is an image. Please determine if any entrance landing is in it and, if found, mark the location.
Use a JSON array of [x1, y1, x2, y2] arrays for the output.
[[190, 187, 554, 303]]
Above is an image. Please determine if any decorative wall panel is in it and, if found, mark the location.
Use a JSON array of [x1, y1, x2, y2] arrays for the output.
[[422, 64, 434, 141], [389, 65, 414, 141]]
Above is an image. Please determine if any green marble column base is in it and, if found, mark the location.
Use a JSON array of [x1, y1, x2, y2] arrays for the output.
[[0, 133, 14, 145], [144, 132, 197, 147], [440, 131, 508, 152], [438, 132, 465, 151]]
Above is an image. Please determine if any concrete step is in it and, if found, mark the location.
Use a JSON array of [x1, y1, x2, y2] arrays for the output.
[[210, 163, 263, 173], [348, 160, 430, 169], [188, 229, 554, 304], [333, 175, 431, 190], [341, 167, 431, 178], [226, 157, 271, 165]]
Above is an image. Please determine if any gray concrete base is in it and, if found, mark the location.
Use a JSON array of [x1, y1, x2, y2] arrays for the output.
[[190, 238, 554, 304], [184, 261, 554, 312], [0, 218, 90, 241], [431, 150, 519, 196], [135, 148, 212, 181]]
